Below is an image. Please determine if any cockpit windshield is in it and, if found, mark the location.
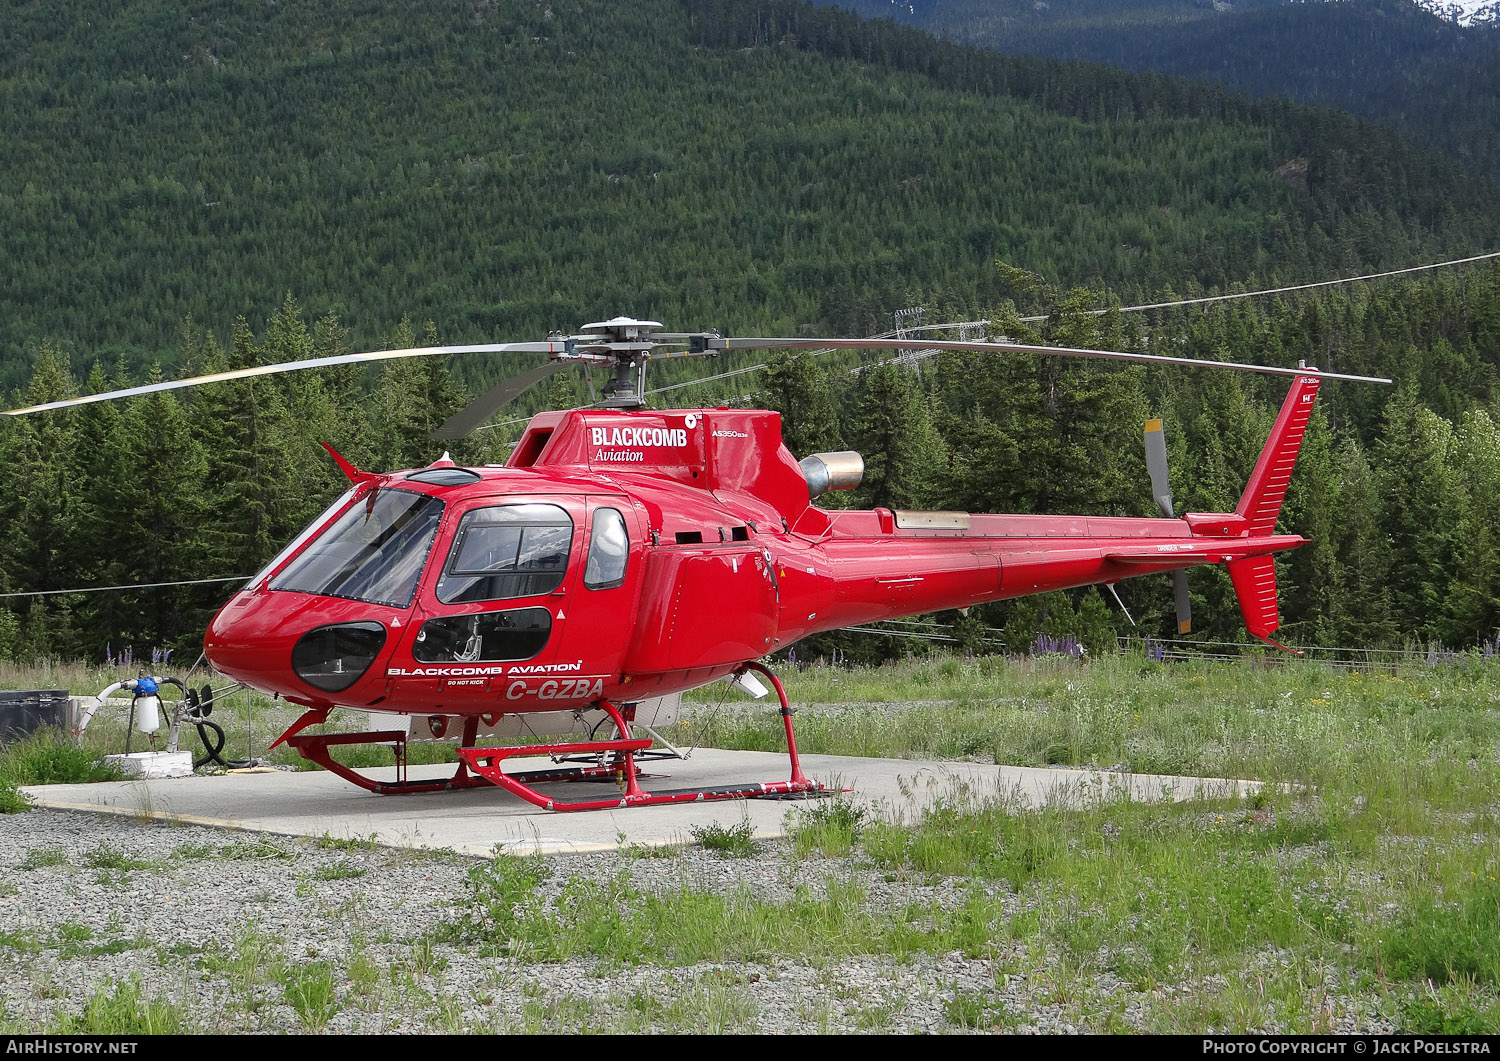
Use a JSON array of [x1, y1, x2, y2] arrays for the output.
[[269, 488, 445, 608], [245, 486, 358, 591]]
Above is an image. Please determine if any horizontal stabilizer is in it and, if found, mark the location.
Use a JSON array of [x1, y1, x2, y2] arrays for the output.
[[1105, 535, 1304, 567]]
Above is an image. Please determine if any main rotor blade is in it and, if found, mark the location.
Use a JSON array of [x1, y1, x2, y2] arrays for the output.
[[710, 337, 1393, 385], [432, 360, 571, 441], [1144, 418, 1175, 519], [0, 342, 568, 418]]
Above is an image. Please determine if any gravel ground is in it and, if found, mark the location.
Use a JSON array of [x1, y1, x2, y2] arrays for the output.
[[0, 807, 1393, 1035]]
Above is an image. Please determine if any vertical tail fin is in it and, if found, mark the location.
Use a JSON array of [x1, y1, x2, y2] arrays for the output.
[[1226, 374, 1320, 653], [1235, 374, 1321, 536]]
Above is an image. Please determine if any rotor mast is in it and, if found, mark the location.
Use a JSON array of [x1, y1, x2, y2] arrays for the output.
[[570, 317, 662, 409]]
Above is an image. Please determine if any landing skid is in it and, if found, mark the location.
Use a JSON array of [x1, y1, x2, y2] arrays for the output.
[[280, 714, 494, 795], [273, 662, 830, 810]]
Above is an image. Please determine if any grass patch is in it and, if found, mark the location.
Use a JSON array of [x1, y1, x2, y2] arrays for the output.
[[83, 844, 151, 871], [0, 724, 123, 813], [787, 796, 867, 858], [0, 929, 42, 953], [281, 961, 340, 1032], [452, 852, 551, 943], [1383, 880, 1500, 987], [451, 854, 1004, 967], [1400, 987, 1500, 1034], [690, 818, 758, 858], [219, 835, 296, 862], [615, 836, 679, 860], [0, 728, 125, 786], [19, 846, 67, 871], [58, 932, 149, 960], [945, 988, 1011, 1030], [408, 934, 448, 976], [309, 862, 367, 882], [49, 976, 188, 1034], [0, 781, 30, 813], [200, 925, 286, 997], [316, 832, 378, 852], [344, 950, 384, 1007], [171, 842, 220, 861]]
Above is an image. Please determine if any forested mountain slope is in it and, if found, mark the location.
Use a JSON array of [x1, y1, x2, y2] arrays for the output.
[[846, 0, 1500, 171], [1, 0, 1496, 382], [4, 0, 1500, 659]]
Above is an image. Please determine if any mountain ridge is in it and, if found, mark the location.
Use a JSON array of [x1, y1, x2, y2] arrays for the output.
[[842, 0, 1500, 171], [1411, 0, 1500, 26]]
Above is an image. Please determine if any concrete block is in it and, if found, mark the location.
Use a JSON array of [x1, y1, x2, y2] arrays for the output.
[[102, 751, 194, 779]]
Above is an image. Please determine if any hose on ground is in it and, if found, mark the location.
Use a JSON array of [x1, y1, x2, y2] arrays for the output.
[[157, 677, 256, 770]]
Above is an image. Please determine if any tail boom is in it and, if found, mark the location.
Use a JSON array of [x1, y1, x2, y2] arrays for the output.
[[793, 375, 1325, 648]]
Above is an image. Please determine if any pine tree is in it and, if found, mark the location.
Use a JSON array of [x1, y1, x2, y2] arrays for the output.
[[0, 347, 83, 656], [1444, 408, 1500, 644], [849, 363, 945, 510], [110, 373, 210, 656], [1323, 439, 1396, 648], [69, 362, 134, 657], [1277, 404, 1337, 642], [368, 318, 472, 470], [1372, 386, 1459, 645], [758, 351, 843, 458], [188, 319, 300, 582], [261, 296, 360, 535]]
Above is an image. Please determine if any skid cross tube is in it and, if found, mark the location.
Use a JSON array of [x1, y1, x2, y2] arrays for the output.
[[454, 680, 828, 811], [285, 728, 495, 795], [280, 711, 494, 795]]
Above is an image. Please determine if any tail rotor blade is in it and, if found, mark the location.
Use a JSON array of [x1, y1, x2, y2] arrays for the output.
[[1145, 416, 1191, 633], [1144, 418, 1175, 519], [1173, 570, 1192, 635]]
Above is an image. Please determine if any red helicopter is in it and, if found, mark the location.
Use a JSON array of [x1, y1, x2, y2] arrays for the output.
[[3, 317, 1389, 811]]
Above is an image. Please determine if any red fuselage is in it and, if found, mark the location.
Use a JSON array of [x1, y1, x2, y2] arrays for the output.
[[204, 405, 1306, 717]]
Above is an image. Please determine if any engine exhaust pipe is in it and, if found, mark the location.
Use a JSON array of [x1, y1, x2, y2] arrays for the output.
[[799, 451, 864, 499]]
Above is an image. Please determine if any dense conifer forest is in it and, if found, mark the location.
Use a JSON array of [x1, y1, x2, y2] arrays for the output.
[[2, 0, 1495, 375], [3, 0, 1499, 661]]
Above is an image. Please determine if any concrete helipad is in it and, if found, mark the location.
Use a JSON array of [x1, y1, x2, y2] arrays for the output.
[[22, 749, 1261, 857]]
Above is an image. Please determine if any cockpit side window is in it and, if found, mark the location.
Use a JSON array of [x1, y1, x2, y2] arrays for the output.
[[584, 508, 629, 590], [436, 503, 573, 604]]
